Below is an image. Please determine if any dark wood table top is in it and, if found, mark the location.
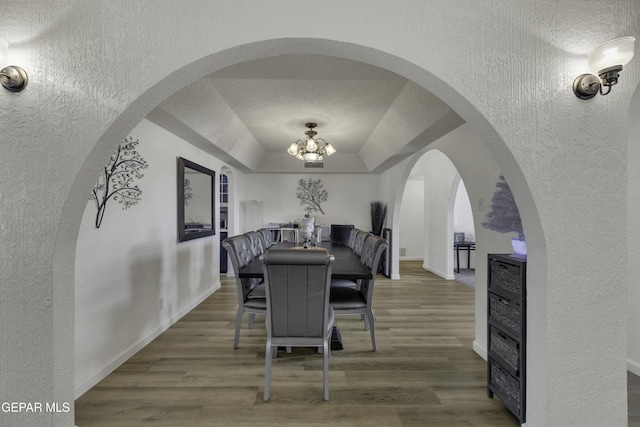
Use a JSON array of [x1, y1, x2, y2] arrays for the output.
[[237, 242, 372, 280]]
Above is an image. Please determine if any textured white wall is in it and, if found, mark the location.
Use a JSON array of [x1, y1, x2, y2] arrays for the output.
[[0, 1, 636, 426], [421, 151, 458, 279], [398, 177, 425, 259], [74, 119, 224, 397], [628, 86, 640, 375]]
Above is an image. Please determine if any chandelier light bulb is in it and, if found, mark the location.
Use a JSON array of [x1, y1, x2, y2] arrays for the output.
[[287, 143, 299, 156], [306, 138, 317, 152]]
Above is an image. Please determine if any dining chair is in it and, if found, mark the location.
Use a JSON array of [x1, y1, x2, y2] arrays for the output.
[[353, 230, 371, 258], [222, 235, 266, 349], [257, 228, 274, 248], [261, 248, 335, 401], [347, 228, 359, 251], [330, 224, 354, 246], [330, 235, 387, 351], [245, 230, 266, 258]]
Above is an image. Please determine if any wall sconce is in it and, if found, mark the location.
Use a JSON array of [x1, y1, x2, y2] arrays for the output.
[[573, 36, 635, 100], [0, 38, 28, 92]]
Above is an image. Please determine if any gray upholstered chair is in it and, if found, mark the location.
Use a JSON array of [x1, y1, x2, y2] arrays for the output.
[[347, 228, 359, 250], [353, 230, 371, 258], [222, 235, 266, 349], [257, 228, 273, 248], [245, 230, 266, 258], [261, 248, 335, 401], [332, 229, 371, 291], [330, 235, 387, 351], [330, 224, 354, 246], [315, 225, 330, 242]]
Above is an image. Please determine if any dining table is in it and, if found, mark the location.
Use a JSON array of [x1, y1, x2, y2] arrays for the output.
[[237, 241, 372, 281], [237, 241, 372, 350]]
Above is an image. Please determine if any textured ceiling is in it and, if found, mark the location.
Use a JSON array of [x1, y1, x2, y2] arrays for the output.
[[149, 54, 464, 173]]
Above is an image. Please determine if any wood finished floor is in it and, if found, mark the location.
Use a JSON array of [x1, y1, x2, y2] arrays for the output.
[[75, 261, 639, 426]]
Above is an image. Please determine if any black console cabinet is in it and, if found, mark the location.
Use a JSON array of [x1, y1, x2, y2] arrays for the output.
[[487, 253, 526, 424]]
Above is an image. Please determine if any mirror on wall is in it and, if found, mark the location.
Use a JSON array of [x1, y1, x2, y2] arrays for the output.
[[177, 157, 215, 242]]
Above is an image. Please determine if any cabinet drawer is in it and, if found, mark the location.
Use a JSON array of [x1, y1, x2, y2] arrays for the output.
[[489, 362, 522, 413], [489, 293, 522, 337], [489, 327, 520, 375], [489, 260, 522, 298]]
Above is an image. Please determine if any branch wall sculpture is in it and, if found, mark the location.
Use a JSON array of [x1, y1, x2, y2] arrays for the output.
[[296, 177, 328, 215], [89, 136, 149, 228]]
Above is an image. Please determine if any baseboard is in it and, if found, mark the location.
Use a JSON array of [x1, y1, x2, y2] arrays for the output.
[[74, 282, 221, 399], [399, 256, 423, 261], [628, 358, 640, 376], [473, 340, 487, 361], [424, 263, 455, 280]]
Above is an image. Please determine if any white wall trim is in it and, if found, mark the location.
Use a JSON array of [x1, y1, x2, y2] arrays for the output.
[[473, 340, 487, 361], [628, 358, 640, 377], [74, 282, 221, 398], [424, 263, 455, 280]]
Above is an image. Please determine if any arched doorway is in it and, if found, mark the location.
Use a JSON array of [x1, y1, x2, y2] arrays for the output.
[[50, 38, 543, 424]]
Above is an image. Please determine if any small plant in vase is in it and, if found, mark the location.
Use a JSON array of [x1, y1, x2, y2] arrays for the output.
[[296, 178, 328, 246], [482, 175, 526, 255]]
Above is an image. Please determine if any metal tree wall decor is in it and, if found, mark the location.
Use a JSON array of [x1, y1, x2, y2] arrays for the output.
[[89, 136, 149, 228], [296, 177, 328, 215]]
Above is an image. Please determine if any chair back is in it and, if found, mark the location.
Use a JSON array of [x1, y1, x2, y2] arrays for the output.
[[330, 224, 354, 246], [261, 248, 334, 339], [358, 235, 388, 302], [347, 228, 359, 250], [353, 230, 371, 258], [257, 228, 273, 248], [245, 230, 266, 257], [222, 235, 260, 303]]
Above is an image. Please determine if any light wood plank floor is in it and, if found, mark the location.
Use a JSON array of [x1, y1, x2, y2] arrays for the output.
[[75, 261, 639, 426]]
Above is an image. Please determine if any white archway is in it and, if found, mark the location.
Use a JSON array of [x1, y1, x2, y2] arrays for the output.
[[52, 39, 543, 425], [3, 3, 634, 426]]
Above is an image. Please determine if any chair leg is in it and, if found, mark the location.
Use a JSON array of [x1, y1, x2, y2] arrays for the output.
[[367, 310, 376, 351], [234, 308, 244, 349], [264, 342, 272, 401], [323, 340, 329, 401], [248, 313, 256, 329]]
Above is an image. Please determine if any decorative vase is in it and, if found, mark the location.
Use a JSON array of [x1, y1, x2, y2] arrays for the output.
[[298, 217, 316, 246], [511, 237, 527, 255]]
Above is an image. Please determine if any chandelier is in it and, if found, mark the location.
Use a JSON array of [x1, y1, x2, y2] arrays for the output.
[[287, 122, 336, 163]]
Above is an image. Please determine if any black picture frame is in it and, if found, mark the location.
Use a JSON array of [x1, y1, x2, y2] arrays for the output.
[[177, 157, 216, 242]]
